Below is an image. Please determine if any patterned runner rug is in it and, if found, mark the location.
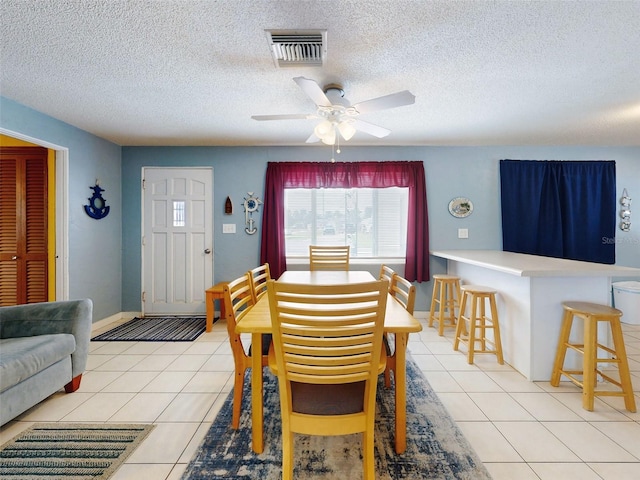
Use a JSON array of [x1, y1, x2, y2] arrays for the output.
[[182, 356, 492, 479], [0, 423, 154, 479], [92, 316, 206, 342]]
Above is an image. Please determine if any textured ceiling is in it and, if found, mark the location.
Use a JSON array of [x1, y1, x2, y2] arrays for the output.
[[1, 0, 639, 147]]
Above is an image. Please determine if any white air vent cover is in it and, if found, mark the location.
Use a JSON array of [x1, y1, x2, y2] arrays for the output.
[[266, 30, 327, 68]]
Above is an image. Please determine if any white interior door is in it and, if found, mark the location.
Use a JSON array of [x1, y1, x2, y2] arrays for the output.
[[142, 167, 213, 315]]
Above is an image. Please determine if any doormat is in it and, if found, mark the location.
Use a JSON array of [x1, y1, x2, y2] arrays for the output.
[[92, 316, 206, 342], [0, 423, 154, 479]]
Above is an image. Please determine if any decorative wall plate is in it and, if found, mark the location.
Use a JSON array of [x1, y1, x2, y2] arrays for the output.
[[448, 197, 473, 218]]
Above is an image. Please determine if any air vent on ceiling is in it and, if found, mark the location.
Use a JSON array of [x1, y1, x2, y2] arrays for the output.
[[266, 29, 327, 68]]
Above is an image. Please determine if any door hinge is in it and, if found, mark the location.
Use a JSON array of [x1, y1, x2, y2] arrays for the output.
[[142, 291, 146, 302], [142, 178, 145, 189]]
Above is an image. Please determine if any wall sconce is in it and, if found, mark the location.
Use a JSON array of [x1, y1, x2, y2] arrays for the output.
[[620, 188, 631, 232]]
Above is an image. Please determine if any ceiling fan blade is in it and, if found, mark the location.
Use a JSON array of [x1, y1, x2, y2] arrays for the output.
[[251, 114, 315, 121], [293, 76, 331, 107], [352, 119, 391, 138], [305, 132, 321, 143], [352, 90, 416, 114]]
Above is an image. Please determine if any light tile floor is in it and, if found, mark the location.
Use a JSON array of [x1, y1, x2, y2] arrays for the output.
[[2, 317, 640, 480]]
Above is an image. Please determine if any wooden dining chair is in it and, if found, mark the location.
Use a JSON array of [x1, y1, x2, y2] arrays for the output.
[[308, 245, 350, 271], [223, 273, 271, 429], [383, 273, 416, 388], [266, 279, 388, 480], [247, 262, 271, 302]]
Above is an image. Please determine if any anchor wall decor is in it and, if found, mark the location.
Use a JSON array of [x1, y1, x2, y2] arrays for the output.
[[243, 192, 262, 235], [84, 182, 110, 220]]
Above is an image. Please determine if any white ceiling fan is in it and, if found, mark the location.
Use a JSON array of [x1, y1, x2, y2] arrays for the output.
[[251, 77, 416, 145]]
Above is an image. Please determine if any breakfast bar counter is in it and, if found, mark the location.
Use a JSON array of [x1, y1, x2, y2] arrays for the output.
[[430, 250, 640, 380]]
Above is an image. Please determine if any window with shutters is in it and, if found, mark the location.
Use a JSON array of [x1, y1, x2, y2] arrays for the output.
[[284, 187, 408, 259]]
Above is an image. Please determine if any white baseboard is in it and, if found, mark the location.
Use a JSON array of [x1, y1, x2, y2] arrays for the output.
[[92, 311, 140, 333]]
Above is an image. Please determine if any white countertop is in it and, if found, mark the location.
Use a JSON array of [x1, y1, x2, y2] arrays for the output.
[[430, 250, 640, 278]]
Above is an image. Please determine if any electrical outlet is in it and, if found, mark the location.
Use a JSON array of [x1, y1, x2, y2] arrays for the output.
[[458, 228, 469, 239], [222, 224, 236, 234]]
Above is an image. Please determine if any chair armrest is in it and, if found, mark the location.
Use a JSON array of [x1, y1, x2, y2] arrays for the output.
[[0, 299, 93, 378]]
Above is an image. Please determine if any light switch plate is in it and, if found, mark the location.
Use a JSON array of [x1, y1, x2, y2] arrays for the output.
[[458, 228, 469, 239], [222, 224, 236, 234]]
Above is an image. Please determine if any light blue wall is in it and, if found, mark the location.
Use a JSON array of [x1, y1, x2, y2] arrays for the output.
[[1, 97, 122, 322], [122, 145, 640, 312], [2, 96, 637, 318]]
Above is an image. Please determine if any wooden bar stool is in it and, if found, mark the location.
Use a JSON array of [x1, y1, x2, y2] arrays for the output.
[[453, 285, 504, 364], [550, 301, 636, 412], [429, 274, 461, 336]]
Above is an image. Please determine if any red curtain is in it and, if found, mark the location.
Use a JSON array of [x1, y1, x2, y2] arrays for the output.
[[259, 161, 430, 282]]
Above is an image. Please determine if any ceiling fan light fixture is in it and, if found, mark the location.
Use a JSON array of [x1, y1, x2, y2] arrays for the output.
[[320, 126, 336, 145], [337, 121, 356, 141], [314, 120, 333, 138], [252, 76, 415, 145]]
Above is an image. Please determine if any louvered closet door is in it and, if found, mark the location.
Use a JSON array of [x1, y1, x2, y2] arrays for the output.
[[0, 147, 48, 305]]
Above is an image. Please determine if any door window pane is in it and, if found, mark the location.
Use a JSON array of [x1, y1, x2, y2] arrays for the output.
[[173, 201, 186, 227]]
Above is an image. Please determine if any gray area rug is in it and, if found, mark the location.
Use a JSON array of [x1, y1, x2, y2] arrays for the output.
[[182, 357, 491, 479], [0, 423, 154, 479], [92, 316, 206, 342]]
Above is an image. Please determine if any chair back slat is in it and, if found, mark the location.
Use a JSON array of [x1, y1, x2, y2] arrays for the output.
[[223, 274, 254, 353], [248, 263, 271, 302], [379, 264, 395, 287], [268, 280, 386, 386], [309, 245, 350, 271], [390, 273, 416, 315]]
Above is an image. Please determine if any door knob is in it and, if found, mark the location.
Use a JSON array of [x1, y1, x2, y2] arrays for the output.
[[204, 249, 211, 254]]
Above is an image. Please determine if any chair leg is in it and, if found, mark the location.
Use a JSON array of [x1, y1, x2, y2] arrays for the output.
[[428, 281, 439, 328], [446, 283, 458, 332], [582, 317, 597, 411], [437, 282, 447, 336], [232, 367, 245, 429], [609, 319, 637, 412], [489, 294, 504, 364], [384, 366, 392, 388], [476, 295, 486, 352], [383, 334, 393, 388], [384, 352, 396, 389], [282, 429, 294, 480], [363, 427, 375, 480], [467, 295, 478, 364], [550, 310, 573, 386], [453, 292, 468, 352]]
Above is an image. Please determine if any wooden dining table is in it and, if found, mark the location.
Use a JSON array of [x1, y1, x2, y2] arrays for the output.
[[235, 270, 423, 454]]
